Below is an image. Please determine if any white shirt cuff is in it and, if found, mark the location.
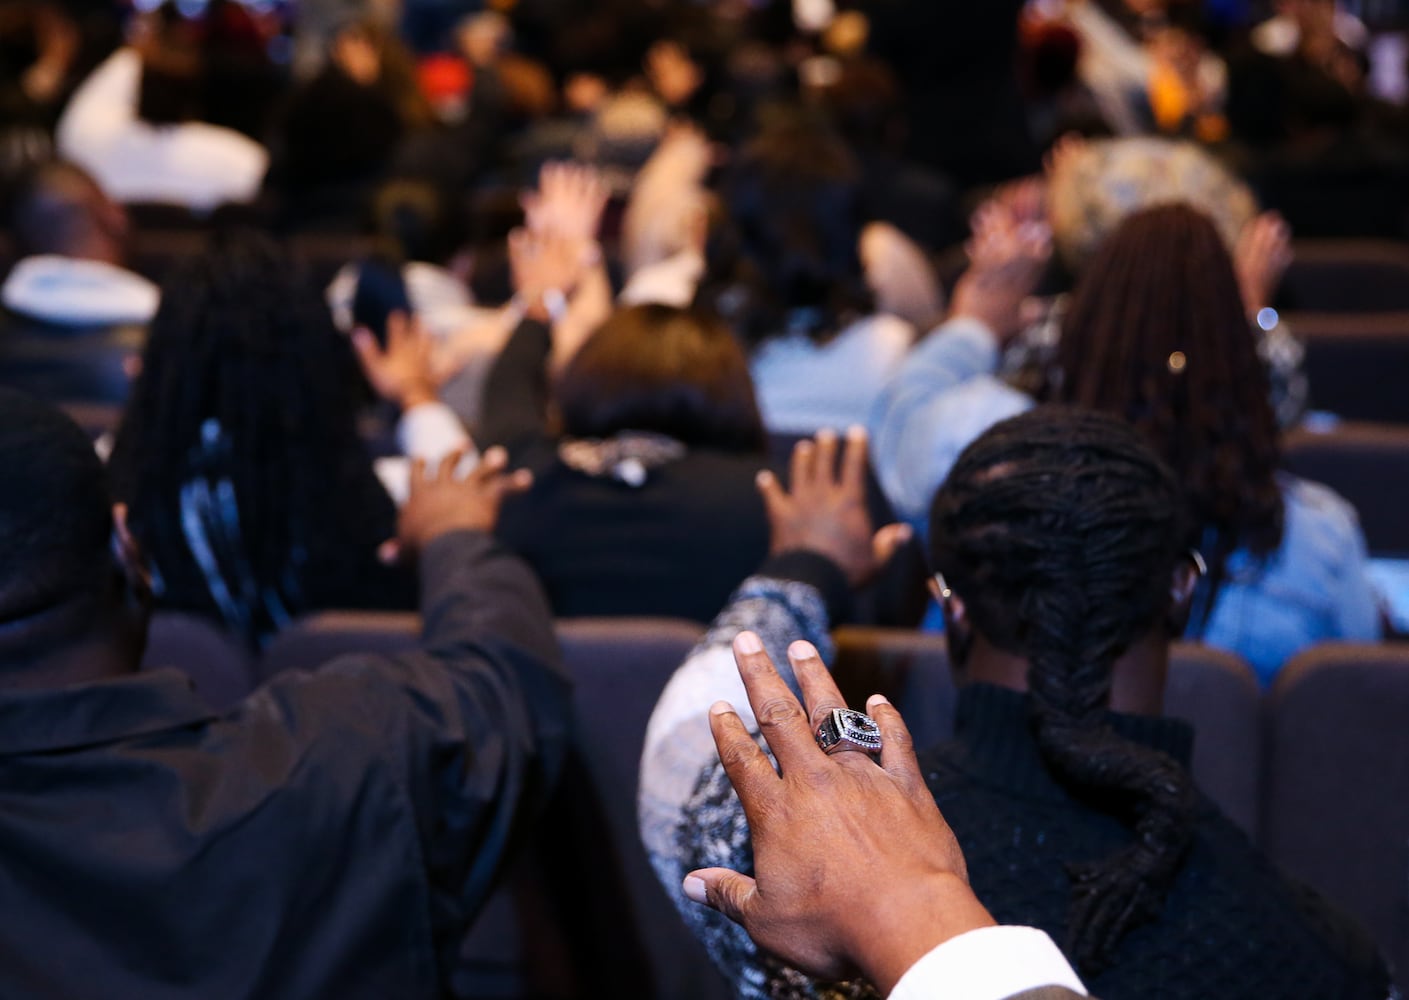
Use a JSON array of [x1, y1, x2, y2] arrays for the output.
[[397, 401, 472, 460], [887, 926, 1086, 1000]]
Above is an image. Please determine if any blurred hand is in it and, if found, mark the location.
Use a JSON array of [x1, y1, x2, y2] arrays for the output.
[[395, 446, 532, 555], [352, 311, 438, 409], [757, 428, 910, 588], [1043, 131, 1087, 185], [685, 633, 995, 994], [521, 161, 609, 243], [1234, 211, 1293, 316], [949, 200, 1052, 343]]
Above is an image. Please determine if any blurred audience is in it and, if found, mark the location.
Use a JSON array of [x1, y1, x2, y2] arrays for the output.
[[0, 1, 1402, 993]]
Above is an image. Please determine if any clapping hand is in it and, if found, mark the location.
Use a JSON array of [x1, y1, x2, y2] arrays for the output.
[[756, 427, 911, 588], [684, 632, 996, 993]]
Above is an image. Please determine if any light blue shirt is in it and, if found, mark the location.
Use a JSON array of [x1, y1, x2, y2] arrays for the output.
[[1199, 475, 1382, 685]]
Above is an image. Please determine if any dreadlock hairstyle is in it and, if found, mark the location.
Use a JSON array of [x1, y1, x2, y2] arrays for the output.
[[1043, 202, 1284, 632], [929, 406, 1198, 976], [109, 229, 384, 645]]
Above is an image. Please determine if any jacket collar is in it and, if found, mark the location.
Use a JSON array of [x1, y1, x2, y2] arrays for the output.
[[0, 669, 218, 756]]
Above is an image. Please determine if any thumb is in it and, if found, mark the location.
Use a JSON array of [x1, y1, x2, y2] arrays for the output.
[[684, 868, 757, 927], [871, 522, 913, 567], [351, 327, 380, 368]]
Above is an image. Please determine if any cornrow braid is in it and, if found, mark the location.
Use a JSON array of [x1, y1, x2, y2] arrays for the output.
[[1043, 202, 1285, 632], [929, 406, 1198, 975]]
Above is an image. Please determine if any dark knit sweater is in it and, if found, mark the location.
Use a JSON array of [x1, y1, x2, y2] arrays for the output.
[[921, 684, 1391, 1000]]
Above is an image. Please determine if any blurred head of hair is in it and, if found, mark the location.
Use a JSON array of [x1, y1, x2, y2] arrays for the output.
[[555, 304, 766, 454]]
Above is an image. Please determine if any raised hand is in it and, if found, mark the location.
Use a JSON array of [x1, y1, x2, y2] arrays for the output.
[[395, 446, 532, 555], [756, 427, 910, 588], [352, 311, 438, 409], [948, 199, 1052, 343], [685, 632, 995, 994], [1234, 211, 1293, 317], [521, 161, 609, 243]]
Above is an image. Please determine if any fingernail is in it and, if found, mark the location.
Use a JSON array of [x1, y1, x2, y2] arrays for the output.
[[709, 700, 734, 717], [816, 428, 836, 444], [788, 639, 817, 660], [483, 446, 507, 465], [755, 470, 773, 488], [846, 424, 866, 441], [682, 876, 708, 905], [867, 694, 891, 711], [734, 631, 763, 654]]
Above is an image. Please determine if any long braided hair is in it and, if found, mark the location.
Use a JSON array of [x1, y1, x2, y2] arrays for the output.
[[109, 229, 380, 644], [929, 406, 1198, 975], [1041, 202, 1284, 632]]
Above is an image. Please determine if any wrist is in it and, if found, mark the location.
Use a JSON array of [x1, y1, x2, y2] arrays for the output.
[[399, 380, 439, 410], [847, 873, 997, 995], [513, 288, 569, 324]]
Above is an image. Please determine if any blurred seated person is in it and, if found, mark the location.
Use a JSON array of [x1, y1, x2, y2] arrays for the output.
[[108, 230, 469, 647], [1251, 0, 1368, 61], [694, 115, 916, 436], [808, 57, 966, 253], [0, 388, 569, 998], [0, 160, 154, 404], [54, 3, 268, 211], [482, 296, 773, 622], [474, 221, 917, 623], [642, 408, 1391, 999], [872, 202, 1378, 683], [1012, 137, 1307, 422], [326, 180, 483, 340], [619, 126, 942, 334], [268, 18, 433, 229], [0, 0, 81, 130], [1228, 0, 1372, 153]]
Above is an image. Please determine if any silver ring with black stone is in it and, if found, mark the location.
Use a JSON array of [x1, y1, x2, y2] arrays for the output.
[[815, 708, 883, 756]]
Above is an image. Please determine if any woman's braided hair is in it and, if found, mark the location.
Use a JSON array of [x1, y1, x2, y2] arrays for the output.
[[109, 229, 373, 639], [929, 406, 1198, 975], [1043, 202, 1285, 629]]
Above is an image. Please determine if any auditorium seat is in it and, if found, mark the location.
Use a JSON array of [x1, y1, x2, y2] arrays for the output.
[[1165, 643, 1264, 837], [831, 628, 1263, 835], [1283, 422, 1409, 557], [1280, 241, 1409, 312], [140, 612, 254, 709], [1263, 643, 1409, 991], [256, 609, 418, 682], [1291, 312, 1409, 424]]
